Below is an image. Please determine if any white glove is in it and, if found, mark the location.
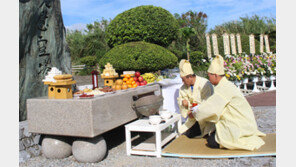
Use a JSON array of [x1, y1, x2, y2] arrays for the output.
[[191, 105, 199, 113]]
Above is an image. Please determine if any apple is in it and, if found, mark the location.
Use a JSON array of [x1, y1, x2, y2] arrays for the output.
[[136, 81, 140, 86], [135, 71, 141, 77], [138, 76, 144, 82], [143, 80, 147, 85], [140, 82, 145, 86], [133, 77, 138, 81]]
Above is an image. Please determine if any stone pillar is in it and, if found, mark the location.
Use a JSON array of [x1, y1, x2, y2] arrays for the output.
[[19, 0, 71, 121], [211, 33, 219, 56], [230, 33, 237, 55], [223, 33, 230, 55], [260, 34, 264, 54], [249, 34, 255, 55], [205, 33, 212, 58], [236, 33, 242, 54], [264, 35, 271, 53]]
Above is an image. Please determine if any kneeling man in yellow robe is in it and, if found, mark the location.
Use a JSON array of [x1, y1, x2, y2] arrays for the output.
[[177, 59, 215, 138], [192, 55, 265, 151]]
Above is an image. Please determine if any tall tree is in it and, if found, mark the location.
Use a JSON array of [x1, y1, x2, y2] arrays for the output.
[[179, 27, 196, 61]]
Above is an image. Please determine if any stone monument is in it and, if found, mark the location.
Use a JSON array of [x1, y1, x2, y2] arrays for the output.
[[230, 33, 237, 55], [249, 34, 255, 55], [236, 34, 242, 54], [264, 35, 271, 53], [223, 33, 230, 55], [211, 33, 219, 56], [260, 34, 264, 53], [205, 33, 212, 58], [19, 0, 71, 121]]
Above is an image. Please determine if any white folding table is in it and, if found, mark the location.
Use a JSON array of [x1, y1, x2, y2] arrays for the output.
[[125, 113, 181, 158]]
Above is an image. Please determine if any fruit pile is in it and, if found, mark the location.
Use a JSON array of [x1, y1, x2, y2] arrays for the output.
[[133, 71, 147, 86], [142, 73, 156, 84], [112, 71, 148, 91]]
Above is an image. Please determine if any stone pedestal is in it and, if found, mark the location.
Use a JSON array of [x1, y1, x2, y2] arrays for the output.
[[72, 136, 107, 163], [42, 135, 72, 159]]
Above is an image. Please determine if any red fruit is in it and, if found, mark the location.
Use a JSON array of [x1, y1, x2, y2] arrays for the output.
[[138, 76, 143, 82], [140, 82, 145, 86], [143, 80, 147, 85], [133, 77, 138, 81], [135, 71, 141, 77], [136, 81, 140, 86]]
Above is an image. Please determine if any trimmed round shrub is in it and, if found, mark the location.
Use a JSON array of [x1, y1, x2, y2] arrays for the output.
[[99, 42, 178, 73], [106, 5, 178, 48]]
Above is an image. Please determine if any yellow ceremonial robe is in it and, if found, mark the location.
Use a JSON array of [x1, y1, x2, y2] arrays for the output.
[[195, 77, 266, 150], [177, 76, 214, 135]]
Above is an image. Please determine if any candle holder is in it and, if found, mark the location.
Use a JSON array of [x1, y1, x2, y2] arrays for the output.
[[91, 70, 99, 89], [252, 76, 260, 93], [234, 80, 242, 89], [261, 76, 267, 87], [268, 75, 276, 91], [243, 78, 249, 90]]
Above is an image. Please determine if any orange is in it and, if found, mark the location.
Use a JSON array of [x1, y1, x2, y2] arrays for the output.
[[127, 84, 132, 88], [115, 79, 123, 85], [122, 82, 127, 85], [123, 78, 128, 82], [125, 74, 131, 78], [122, 84, 128, 90], [131, 81, 135, 85], [129, 78, 134, 82], [132, 84, 137, 88], [115, 85, 121, 90], [126, 80, 131, 85]]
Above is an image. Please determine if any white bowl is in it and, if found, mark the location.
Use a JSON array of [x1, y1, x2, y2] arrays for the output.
[[160, 111, 172, 120], [149, 115, 162, 125]]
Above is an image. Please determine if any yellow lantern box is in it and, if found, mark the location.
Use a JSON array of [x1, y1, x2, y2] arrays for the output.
[[44, 80, 76, 99], [101, 63, 119, 87]]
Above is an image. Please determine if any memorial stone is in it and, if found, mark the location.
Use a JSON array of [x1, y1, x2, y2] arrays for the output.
[[223, 33, 230, 55], [230, 33, 237, 55], [206, 33, 212, 58], [236, 34, 242, 54], [260, 34, 264, 53], [19, 0, 71, 121], [249, 34, 256, 55], [211, 33, 219, 56], [264, 35, 271, 53]]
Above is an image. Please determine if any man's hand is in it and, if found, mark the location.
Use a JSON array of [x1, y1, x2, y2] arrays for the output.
[[182, 100, 189, 108], [188, 111, 194, 119]]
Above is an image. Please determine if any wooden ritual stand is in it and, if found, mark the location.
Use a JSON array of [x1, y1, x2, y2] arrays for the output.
[[44, 80, 76, 99]]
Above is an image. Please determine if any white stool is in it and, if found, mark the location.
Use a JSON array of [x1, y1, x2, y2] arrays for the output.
[[125, 113, 181, 158]]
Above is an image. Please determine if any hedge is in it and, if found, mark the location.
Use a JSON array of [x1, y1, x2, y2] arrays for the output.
[[99, 41, 178, 73], [106, 5, 178, 48]]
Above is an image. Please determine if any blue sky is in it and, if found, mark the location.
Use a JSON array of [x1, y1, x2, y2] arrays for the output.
[[61, 0, 276, 32]]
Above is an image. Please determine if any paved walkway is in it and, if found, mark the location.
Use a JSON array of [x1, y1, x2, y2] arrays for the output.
[[246, 90, 276, 107]]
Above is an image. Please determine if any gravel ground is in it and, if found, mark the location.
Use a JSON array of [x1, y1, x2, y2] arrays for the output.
[[20, 106, 276, 167]]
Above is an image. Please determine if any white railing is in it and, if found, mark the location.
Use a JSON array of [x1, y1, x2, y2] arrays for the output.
[[72, 64, 86, 73]]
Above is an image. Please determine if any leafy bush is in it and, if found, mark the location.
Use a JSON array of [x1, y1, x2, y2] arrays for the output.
[[79, 56, 97, 67], [99, 41, 178, 73], [76, 56, 98, 75], [106, 5, 178, 48], [190, 51, 210, 72]]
